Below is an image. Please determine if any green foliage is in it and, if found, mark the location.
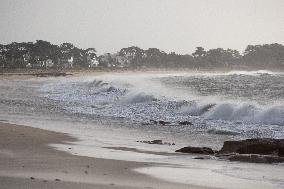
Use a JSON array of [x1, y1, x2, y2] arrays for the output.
[[243, 43, 284, 68], [0, 41, 97, 68], [202, 48, 241, 68], [0, 40, 283, 69], [119, 46, 144, 67], [192, 47, 206, 59]]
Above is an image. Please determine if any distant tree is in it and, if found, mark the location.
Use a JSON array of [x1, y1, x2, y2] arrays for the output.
[[175, 54, 195, 68], [203, 48, 241, 68], [32, 40, 58, 60], [143, 48, 166, 67], [59, 42, 75, 59], [98, 53, 116, 67], [83, 48, 97, 67], [243, 43, 284, 68], [192, 47, 207, 68], [1, 42, 32, 68], [85, 48, 97, 59], [1, 40, 284, 70], [59, 43, 88, 67], [192, 47, 206, 59], [119, 46, 144, 67]]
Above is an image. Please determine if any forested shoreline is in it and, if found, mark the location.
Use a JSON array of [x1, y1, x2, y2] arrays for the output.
[[1, 40, 284, 70]]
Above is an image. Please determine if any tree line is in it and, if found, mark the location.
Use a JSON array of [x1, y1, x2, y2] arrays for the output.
[[0, 40, 284, 70]]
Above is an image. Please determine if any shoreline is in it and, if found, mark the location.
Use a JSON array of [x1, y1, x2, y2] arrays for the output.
[[1, 71, 284, 189], [0, 122, 206, 189], [1, 67, 283, 75], [1, 68, 283, 83]]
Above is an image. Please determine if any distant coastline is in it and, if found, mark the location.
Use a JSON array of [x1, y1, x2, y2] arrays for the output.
[[1, 41, 284, 71]]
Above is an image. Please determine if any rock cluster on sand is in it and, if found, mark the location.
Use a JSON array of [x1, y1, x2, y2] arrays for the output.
[[175, 146, 215, 155], [219, 138, 284, 156], [175, 138, 284, 164]]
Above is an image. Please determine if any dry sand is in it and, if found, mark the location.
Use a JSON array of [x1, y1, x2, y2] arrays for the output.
[[0, 122, 209, 189]]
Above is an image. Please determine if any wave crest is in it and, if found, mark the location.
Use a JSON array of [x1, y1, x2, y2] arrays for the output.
[[203, 103, 284, 126]]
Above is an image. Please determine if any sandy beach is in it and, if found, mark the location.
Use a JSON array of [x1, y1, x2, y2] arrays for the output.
[[0, 122, 208, 189]]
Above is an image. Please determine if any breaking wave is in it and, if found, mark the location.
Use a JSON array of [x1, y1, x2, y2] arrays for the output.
[[41, 73, 284, 127], [178, 102, 284, 126], [204, 103, 284, 126]]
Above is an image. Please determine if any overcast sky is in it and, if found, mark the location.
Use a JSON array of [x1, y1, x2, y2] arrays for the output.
[[0, 0, 283, 54]]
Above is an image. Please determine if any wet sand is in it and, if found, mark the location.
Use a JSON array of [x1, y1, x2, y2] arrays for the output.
[[0, 122, 208, 189]]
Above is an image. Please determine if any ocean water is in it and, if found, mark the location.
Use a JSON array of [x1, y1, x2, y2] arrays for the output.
[[1, 70, 284, 149], [39, 70, 284, 144], [1, 70, 284, 188], [41, 71, 284, 124]]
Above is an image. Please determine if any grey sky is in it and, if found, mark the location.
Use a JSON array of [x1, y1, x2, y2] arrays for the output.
[[0, 0, 283, 54]]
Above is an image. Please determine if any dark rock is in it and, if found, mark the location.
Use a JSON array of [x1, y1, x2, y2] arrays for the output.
[[149, 120, 158, 124], [279, 147, 284, 157], [207, 129, 239, 136], [178, 121, 193, 125], [30, 177, 35, 180], [150, 140, 163, 144], [176, 138, 284, 164], [158, 121, 171, 125], [219, 138, 284, 157], [55, 178, 61, 181], [148, 120, 171, 125], [176, 146, 214, 155], [228, 154, 284, 164], [107, 86, 116, 92]]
